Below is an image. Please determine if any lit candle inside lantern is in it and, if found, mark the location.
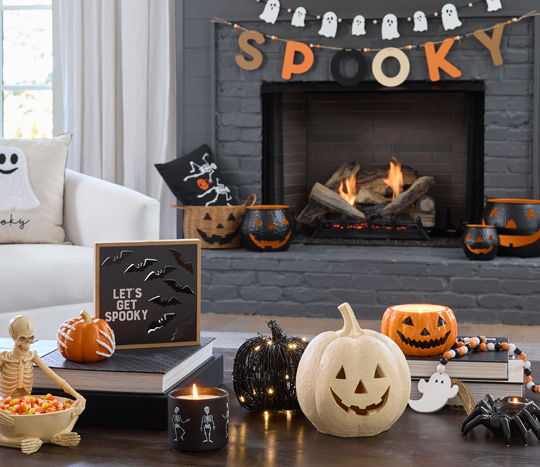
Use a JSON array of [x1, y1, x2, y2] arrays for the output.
[[391, 304, 448, 313], [176, 384, 219, 400]]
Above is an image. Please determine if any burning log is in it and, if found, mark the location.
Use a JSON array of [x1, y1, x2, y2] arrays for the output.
[[355, 188, 387, 205], [382, 176, 435, 216], [325, 162, 362, 190], [416, 196, 436, 213], [298, 182, 366, 225], [355, 165, 417, 197]]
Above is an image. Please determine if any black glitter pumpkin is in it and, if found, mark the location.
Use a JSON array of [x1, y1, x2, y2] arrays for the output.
[[232, 320, 308, 412], [462, 224, 498, 261]]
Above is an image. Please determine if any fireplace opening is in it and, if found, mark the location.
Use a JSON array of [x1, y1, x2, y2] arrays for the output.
[[261, 81, 484, 244]]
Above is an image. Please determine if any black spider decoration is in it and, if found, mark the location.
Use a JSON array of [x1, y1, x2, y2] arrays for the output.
[[462, 394, 540, 446]]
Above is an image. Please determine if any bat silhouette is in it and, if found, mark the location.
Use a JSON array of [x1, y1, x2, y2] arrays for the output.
[[101, 250, 134, 267], [170, 249, 194, 273], [163, 279, 195, 296], [124, 258, 158, 274], [170, 314, 195, 342], [148, 295, 181, 307], [147, 312, 176, 334], [144, 266, 176, 282]]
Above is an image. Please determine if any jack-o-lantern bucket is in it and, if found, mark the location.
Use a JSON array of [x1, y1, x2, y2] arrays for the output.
[[483, 199, 540, 257], [462, 224, 498, 261], [174, 194, 256, 248], [240, 206, 293, 252]]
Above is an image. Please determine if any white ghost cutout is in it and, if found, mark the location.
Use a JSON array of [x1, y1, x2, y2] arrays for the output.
[[0, 146, 40, 212], [259, 0, 280, 24], [441, 3, 462, 31], [291, 7, 306, 27], [318, 11, 338, 38], [486, 0, 502, 12], [413, 11, 428, 32], [352, 15, 366, 36], [381, 13, 399, 40], [408, 371, 459, 413]]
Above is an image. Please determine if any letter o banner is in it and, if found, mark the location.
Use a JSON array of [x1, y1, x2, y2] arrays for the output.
[[371, 47, 411, 88], [331, 49, 368, 86]]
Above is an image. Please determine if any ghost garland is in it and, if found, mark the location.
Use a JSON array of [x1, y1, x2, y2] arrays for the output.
[[255, 0, 503, 40]]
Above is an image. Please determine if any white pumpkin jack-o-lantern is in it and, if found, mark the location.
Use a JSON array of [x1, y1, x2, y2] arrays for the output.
[[296, 303, 410, 437]]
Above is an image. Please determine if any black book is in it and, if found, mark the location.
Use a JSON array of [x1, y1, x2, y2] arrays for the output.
[[37, 354, 224, 430], [33, 337, 214, 393]]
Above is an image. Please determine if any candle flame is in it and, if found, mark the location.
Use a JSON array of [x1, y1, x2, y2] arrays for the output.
[[192, 384, 199, 399], [512, 397, 519, 403]]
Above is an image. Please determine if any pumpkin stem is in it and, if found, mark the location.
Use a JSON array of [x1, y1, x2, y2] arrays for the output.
[[267, 320, 285, 341], [337, 302, 364, 338], [80, 310, 93, 323]]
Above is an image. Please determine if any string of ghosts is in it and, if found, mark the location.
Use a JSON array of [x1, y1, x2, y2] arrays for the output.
[[257, 0, 503, 39]]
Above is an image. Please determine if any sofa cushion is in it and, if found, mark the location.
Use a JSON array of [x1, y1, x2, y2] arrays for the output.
[[0, 134, 71, 244], [0, 244, 93, 314]]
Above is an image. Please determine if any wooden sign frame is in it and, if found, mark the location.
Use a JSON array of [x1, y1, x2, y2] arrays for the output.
[[95, 239, 201, 349]]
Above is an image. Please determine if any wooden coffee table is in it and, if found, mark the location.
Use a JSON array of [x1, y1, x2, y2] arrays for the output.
[[1, 349, 539, 466]]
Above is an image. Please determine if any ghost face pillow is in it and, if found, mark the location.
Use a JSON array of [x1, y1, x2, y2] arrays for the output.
[[0, 146, 40, 212]]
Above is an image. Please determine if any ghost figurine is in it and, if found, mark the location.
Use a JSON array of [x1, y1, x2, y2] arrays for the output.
[[486, 0, 502, 12], [291, 6, 306, 28], [352, 15, 366, 36], [259, 0, 280, 24], [441, 3, 462, 31], [381, 13, 399, 40], [413, 11, 428, 32], [318, 11, 338, 38], [0, 146, 40, 212], [408, 371, 459, 413]]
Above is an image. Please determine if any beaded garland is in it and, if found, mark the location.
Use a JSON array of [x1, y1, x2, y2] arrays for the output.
[[437, 336, 538, 394]]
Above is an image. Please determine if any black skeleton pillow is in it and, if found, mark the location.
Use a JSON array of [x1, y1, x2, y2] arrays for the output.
[[155, 144, 237, 206]]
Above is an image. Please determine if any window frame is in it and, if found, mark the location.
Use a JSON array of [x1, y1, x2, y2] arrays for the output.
[[0, 0, 53, 137]]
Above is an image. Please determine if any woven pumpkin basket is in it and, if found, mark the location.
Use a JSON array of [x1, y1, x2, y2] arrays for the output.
[[173, 194, 256, 249]]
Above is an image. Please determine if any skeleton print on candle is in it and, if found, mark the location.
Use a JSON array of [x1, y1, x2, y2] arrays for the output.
[[318, 12, 338, 38], [352, 15, 366, 36], [486, 0, 502, 12], [172, 407, 190, 441], [291, 7, 306, 27], [413, 11, 428, 32], [0, 146, 39, 212], [381, 14, 399, 40], [200, 406, 215, 443], [259, 0, 280, 24], [441, 4, 462, 31]]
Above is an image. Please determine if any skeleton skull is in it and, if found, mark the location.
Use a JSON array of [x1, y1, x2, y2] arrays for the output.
[[9, 316, 34, 354]]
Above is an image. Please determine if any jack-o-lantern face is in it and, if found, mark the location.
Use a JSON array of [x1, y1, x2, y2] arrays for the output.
[[196, 211, 241, 246], [197, 178, 210, 191], [381, 304, 458, 357], [462, 225, 498, 260], [241, 206, 293, 252]]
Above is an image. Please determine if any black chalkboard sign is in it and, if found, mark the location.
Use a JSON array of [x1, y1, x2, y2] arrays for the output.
[[95, 240, 200, 349]]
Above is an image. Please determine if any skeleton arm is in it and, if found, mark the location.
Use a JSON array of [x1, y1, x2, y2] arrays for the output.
[[211, 415, 215, 429], [33, 354, 86, 415], [197, 187, 216, 198]]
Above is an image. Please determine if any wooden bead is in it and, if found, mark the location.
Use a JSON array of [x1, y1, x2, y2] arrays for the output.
[[479, 343, 487, 351], [526, 375, 533, 383], [501, 342, 509, 350], [519, 353, 527, 360]]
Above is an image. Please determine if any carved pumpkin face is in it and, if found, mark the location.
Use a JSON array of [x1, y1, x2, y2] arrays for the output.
[[241, 206, 293, 252], [381, 304, 457, 357], [196, 211, 241, 247], [462, 225, 498, 260], [484, 199, 540, 257], [296, 303, 410, 437]]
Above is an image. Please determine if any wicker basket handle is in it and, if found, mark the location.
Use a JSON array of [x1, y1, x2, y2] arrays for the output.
[[242, 193, 257, 207]]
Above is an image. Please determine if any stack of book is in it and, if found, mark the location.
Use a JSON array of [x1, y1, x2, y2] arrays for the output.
[[408, 338, 524, 405], [0, 337, 224, 430]]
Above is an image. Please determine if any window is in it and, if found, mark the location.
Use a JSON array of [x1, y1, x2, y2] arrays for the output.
[[1, 0, 52, 138]]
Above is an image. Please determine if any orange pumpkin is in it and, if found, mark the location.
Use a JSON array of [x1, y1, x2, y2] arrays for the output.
[[57, 310, 116, 362], [381, 304, 457, 357]]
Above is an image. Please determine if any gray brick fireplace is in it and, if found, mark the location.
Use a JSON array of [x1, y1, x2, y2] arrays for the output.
[[176, 1, 540, 323]]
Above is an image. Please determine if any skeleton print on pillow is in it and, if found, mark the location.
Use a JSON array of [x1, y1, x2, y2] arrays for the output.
[[155, 144, 237, 206]]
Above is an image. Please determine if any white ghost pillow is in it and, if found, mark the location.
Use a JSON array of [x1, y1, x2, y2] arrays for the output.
[[291, 7, 306, 27], [259, 0, 280, 24], [352, 15, 366, 36], [413, 11, 428, 32], [382, 13, 400, 40], [441, 3, 462, 31], [0, 134, 71, 244], [318, 11, 338, 38]]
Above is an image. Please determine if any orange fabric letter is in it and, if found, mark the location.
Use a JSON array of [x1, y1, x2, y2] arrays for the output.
[[424, 38, 462, 82], [281, 41, 314, 80], [473, 23, 505, 66], [235, 30, 265, 71]]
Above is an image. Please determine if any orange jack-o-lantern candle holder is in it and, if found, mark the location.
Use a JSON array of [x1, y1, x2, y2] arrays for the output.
[[381, 304, 457, 357], [483, 199, 540, 257], [240, 205, 293, 252], [462, 224, 498, 261]]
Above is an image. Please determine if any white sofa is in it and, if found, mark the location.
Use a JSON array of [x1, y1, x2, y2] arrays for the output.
[[0, 169, 160, 337]]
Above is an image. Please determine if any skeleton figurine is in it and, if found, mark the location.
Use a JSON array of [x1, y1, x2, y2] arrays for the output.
[[172, 406, 190, 441], [196, 178, 232, 206], [0, 316, 86, 455], [183, 153, 217, 183], [200, 406, 215, 443]]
